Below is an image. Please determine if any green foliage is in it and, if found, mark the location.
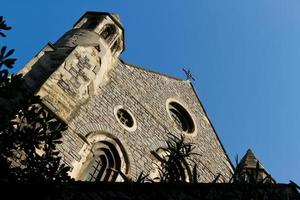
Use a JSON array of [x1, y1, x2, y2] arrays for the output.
[[0, 16, 71, 183]]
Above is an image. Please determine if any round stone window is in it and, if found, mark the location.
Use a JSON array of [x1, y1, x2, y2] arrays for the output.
[[167, 101, 195, 134], [114, 105, 137, 131], [117, 109, 134, 128]]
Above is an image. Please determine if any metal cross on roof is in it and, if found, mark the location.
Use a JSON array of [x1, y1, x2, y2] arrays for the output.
[[182, 68, 195, 81]]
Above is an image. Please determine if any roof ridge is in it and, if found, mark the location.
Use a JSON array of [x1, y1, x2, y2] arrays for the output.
[[119, 59, 184, 82]]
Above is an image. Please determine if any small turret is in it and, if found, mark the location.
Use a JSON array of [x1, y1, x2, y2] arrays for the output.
[[55, 12, 124, 56], [234, 149, 275, 183]]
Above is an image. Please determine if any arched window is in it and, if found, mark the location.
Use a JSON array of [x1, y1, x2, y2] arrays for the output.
[[100, 24, 116, 43], [111, 39, 120, 54], [86, 141, 121, 182], [150, 148, 192, 182], [76, 132, 129, 182]]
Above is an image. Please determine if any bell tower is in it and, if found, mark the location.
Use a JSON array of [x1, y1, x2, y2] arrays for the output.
[[19, 12, 125, 121], [55, 12, 124, 56]]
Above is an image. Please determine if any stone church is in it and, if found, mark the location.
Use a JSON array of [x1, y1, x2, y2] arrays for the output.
[[18, 12, 234, 182]]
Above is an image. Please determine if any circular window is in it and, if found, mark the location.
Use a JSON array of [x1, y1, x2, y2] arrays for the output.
[[114, 106, 137, 131], [117, 109, 133, 128], [167, 101, 195, 134]]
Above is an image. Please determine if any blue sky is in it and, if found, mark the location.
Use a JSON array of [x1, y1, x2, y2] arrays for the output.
[[1, 1, 299, 183]]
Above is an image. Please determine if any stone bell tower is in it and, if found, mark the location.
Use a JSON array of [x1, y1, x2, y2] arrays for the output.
[[20, 12, 124, 121]]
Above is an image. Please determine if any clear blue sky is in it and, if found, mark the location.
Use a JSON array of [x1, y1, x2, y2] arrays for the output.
[[1, 0, 299, 183]]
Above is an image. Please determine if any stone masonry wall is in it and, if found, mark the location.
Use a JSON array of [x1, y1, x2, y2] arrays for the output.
[[61, 60, 233, 182]]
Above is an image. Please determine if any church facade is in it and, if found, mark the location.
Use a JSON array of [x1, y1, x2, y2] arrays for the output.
[[19, 12, 233, 182]]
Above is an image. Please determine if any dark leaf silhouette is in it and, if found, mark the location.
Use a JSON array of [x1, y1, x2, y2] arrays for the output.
[[0, 16, 11, 37], [0, 17, 72, 183], [155, 134, 198, 183]]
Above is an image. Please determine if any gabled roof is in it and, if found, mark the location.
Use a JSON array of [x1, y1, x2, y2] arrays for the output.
[[120, 59, 235, 172], [122, 61, 184, 81]]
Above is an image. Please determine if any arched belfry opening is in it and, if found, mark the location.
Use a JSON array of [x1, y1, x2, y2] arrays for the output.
[[76, 132, 129, 182], [100, 24, 117, 43], [70, 12, 125, 53]]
